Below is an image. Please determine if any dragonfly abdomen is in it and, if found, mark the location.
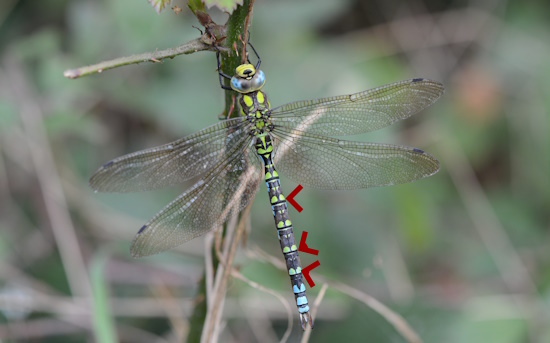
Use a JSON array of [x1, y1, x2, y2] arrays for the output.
[[254, 133, 313, 329], [241, 87, 313, 328]]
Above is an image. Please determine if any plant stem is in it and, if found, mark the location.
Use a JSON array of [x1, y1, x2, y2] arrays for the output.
[[186, 2, 253, 341], [63, 38, 217, 79], [220, 0, 253, 118]]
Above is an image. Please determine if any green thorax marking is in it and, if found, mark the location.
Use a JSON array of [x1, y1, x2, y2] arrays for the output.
[[239, 90, 272, 137]]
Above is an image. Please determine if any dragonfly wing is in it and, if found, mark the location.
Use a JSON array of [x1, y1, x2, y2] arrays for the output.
[[272, 129, 439, 190], [90, 117, 249, 192], [270, 78, 444, 136], [130, 142, 261, 257]]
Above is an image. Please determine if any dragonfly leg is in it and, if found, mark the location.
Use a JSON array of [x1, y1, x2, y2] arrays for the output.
[[247, 40, 261, 71], [216, 50, 233, 90]]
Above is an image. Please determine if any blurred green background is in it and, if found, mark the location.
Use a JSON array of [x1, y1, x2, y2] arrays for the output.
[[1, 0, 550, 342]]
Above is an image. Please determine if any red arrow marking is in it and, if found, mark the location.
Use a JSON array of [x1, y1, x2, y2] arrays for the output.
[[298, 231, 319, 256], [302, 260, 320, 288], [287, 184, 304, 212]]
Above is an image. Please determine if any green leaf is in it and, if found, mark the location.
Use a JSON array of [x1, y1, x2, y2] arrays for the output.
[[148, 0, 172, 14], [204, 0, 243, 13], [187, 0, 206, 14], [90, 252, 118, 343]]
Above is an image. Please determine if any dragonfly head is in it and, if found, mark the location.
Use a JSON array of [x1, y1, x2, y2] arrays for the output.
[[231, 64, 266, 93]]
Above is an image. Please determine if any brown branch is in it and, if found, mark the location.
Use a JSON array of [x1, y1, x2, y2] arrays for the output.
[[240, 0, 256, 61], [202, 167, 256, 342], [63, 38, 226, 79]]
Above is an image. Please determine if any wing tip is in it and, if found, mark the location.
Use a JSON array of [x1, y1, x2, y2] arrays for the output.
[[130, 228, 151, 258], [409, 77, 445, 96], [129, 250, 145, 258], [89, 162, 111, 192], [411, 146, 440, 176], [88, 176, 100, 192], [421, 150, 440, 176], [89, 173, 109, 193]]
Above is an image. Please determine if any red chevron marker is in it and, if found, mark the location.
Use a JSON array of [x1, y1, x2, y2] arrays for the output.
[[287, 184, 304, 212], [298, 231, 319, 256], [302, 260, 320, 288]]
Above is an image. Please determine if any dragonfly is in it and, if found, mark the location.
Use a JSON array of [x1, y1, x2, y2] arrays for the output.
[[89, 43, 444, 330]]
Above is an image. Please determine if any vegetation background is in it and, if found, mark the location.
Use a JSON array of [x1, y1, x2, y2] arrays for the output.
[[1, 0, 549, 342]]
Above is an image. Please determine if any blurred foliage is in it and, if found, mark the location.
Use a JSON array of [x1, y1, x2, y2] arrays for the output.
[[90, 251, 118, 343], [203, 0, 243, 13], [148, 0, 173, 14], [1, 0, 550, 342]]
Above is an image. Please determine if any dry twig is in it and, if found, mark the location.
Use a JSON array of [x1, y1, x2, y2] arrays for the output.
[[63, 38, 225, 79]]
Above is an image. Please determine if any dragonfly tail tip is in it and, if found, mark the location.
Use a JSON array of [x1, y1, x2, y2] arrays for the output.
[[299, 312, 314, 330]]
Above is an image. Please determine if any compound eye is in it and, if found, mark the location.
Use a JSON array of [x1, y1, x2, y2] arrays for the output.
[[231, 77, 250, 93], [252, 70, 266, 88]]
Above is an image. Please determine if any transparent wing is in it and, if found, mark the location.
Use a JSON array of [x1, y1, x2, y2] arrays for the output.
[[89, 117, 249, 192], [270, 78, 444, 136], [130, 142, 261, 257], [271, 129, 439, 190]]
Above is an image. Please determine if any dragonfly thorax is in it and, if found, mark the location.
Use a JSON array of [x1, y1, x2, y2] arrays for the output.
[[231, 64, 266, 93], [239, 90, 272, 136]]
